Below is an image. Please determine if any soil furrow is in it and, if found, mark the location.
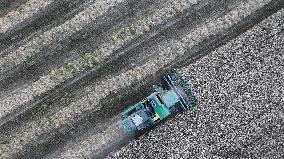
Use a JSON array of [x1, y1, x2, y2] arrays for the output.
[[0, 0, 58, 34], [0, 0, 162, 99], [0, 0, 28, 17], [109, 7, 284, 158], [0, 0, 203, 125], [1, 0, 282, 158], [0, 0, 131, 77], [0, 0, 95, 52]]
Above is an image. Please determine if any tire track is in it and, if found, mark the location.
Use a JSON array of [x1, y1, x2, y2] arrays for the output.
[[0, 0, 156, 100], [0, 0, 96, 52], [43, 0, 283, 158], [0, 0, 129, 77], [0, 0, 28, 17], [47, 118, 129, 159], [0, 0, 160, 99], [0, 0, 203, 125], [1, 0, 283, 158], [109, 8, 284, 158], [0, 0, 57, 34]]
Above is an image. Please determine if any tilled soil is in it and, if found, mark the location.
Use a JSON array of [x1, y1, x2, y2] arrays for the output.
[[0, 0, 283, 158], [109, 7, 284, 159]]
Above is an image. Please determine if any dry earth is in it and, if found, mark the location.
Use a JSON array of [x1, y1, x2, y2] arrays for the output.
[[109, 7, 284, 159], [0, 0, 283, 158]]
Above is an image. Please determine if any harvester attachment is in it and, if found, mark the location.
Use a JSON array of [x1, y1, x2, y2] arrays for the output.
[[164, 70, 197, 110]]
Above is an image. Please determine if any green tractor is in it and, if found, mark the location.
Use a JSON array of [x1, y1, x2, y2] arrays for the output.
[[121, 70, 197, 133]]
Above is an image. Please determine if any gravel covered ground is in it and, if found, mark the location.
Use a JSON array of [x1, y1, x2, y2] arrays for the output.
[[108, 8, 284, 158]]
